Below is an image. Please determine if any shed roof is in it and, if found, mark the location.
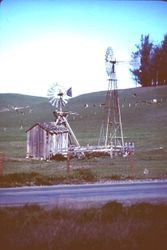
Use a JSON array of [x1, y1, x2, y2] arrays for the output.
[[26, 122, 69, 134]]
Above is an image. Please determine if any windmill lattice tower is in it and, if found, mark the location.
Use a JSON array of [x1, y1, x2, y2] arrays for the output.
[[98, 47, 124, 152], [48, 83, 80, 148]]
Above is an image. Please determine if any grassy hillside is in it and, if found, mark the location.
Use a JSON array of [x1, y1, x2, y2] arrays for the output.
[[0, 93, 52, 129], [0, 86, 167, 151], [67, 85, 167, 150]]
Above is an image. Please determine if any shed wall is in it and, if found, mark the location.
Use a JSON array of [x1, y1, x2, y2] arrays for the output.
[[26, 124, 69, 159]]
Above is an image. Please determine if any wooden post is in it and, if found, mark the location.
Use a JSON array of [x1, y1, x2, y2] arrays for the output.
[[0, 152, 4, 176], [129, 152, 135, 179], [67, 152, 71, 175], [67, 146, 74, 174], [110, 146, 113, 159]]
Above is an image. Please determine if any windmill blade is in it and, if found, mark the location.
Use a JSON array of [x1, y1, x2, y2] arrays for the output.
[[53, 99, 58, 108], [64, 99, 68, 104], [49, 96, 56, 103]]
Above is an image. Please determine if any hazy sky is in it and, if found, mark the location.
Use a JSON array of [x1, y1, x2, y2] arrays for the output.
[[0, 0, 166, 97]]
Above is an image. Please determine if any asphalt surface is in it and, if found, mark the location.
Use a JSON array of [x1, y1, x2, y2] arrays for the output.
[[0, 180, 167, 207]]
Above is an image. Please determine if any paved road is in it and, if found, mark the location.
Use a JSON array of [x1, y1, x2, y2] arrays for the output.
[[0, 180, 167, 207]]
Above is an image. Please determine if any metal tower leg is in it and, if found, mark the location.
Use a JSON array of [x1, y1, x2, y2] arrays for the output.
[[98, 73, 124, 153]]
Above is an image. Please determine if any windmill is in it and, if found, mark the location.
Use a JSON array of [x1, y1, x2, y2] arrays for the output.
[[98, 47, 124, 153], [47, 83, 80, 148]]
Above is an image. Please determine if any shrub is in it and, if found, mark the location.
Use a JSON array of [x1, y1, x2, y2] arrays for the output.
[[101, 201, 124, 221], [73, 168, 96, 182]]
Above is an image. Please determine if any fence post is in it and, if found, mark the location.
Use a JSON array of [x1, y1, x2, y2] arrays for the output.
[[0, 152, 4, 175]]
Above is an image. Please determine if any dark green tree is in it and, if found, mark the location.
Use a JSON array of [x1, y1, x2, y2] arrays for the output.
[[150, 45, 161, 86], [158, 34, 167, 85], [130, 35, 154, 87], [150, 34, 167, 86], [131, 34, 167, 87]]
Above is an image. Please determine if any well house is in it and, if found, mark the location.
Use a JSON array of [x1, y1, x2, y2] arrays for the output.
[[26, 122, 69, 160]]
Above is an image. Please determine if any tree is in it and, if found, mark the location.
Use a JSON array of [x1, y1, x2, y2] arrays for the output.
[[131, 34, 167, 87], [149, 45, 161, 86], [130, 35, 154, 87], [150, 34, 167, 86], [158, 34, 167, 85]]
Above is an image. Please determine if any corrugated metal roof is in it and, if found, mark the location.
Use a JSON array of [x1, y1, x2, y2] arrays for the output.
[[26, 122, 69, 134]]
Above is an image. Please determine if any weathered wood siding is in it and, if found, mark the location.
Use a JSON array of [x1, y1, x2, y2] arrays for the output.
[[26, 124, 69, 159], [49, 132, 68, 155], [27, 124, 45, 159]]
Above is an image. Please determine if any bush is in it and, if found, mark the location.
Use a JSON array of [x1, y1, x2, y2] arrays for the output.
[[101, 201, 124, 221], [0, 172, 40, 187], [73, 168, 96, 182]]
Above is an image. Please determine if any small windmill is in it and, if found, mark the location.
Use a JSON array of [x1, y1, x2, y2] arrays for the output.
[[98, 47, 124, 152], [47, 83, 80, 148]]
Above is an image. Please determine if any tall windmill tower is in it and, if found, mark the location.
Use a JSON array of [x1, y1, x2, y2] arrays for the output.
[[98, 47, 124, 153]]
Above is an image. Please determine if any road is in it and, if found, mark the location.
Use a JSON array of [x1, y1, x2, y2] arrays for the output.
[[0, 180, 167, 207]]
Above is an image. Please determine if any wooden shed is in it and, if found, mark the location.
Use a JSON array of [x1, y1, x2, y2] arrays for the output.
[[26, 122, 69, 160]]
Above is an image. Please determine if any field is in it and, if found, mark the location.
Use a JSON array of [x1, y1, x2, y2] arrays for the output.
[[0, 202, 167, 250], [0, 86, 167, 185]]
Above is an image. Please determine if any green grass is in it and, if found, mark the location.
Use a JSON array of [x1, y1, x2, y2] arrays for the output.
[[0, 202, 166, 250], [0, 86, 167, 186], [0, 149, 166, 187]]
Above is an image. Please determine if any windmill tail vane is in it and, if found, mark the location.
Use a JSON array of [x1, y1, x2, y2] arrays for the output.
[[66, 87, 72, 97]]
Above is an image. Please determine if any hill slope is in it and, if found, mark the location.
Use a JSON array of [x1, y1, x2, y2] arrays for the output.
[[67, 86, 167, 150], [0, 86, 167, 156]]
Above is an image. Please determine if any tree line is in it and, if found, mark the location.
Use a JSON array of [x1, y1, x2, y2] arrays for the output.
[[130, 34, 167, 87]]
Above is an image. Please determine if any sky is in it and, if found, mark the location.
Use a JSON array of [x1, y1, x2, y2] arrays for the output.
[[0, 0, 167, 97]]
